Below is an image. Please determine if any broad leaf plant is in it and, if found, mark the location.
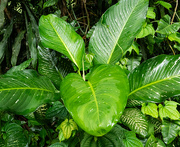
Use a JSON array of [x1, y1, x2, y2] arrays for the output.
[[0, 0, 180, 146]]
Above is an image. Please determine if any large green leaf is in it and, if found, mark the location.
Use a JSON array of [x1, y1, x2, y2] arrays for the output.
[[128, 55, 180, 103], [88, 0, 148, 64], [0, 70, 59, 115], [80, 125, 125, 147], [61, 65, 129, 136], [161, 120, 180, 144], [145, 135, 166, 147], [39, 14, 85, 69], [4, 123, 28, 147], [120, 108, 149, 137], [156, 15, 180, 35]]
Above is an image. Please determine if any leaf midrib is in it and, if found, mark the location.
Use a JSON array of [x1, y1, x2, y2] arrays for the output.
[[0, 87, 53, 92], [107, 0, 141, 64], [87, 81, 100, 123], [128, 74, 180, 96], [49, 19, 79, 68]]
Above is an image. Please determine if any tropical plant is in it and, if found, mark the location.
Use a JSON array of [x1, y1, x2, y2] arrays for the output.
[[0, 0, 180, 146]]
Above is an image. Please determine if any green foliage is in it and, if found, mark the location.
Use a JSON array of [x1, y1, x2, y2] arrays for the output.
[[61, 65, 129, 136], [0, 0, 180, 146]]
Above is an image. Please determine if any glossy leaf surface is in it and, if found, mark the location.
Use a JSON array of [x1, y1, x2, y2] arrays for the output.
[[158, 101, 180, 120], [80, 125, 125, 147], [155, 1, 172, 10], [49, 142, 68, 147], [161, 120, 180, 144], [136, 23, 155, 38], [61, 65, 129, 136], [4, 123, 28, 147], [0, 70, 59, 115], [145, 135, 166, 147], [123, 131, 143, 147], [39, 14, 85, 69], [156, 15, 180, 35], [141, 103, 158, 118], [38, 43, 63, 89], [89, 0, 148, 64], [168, 32, 180, 44], [121, 108, 149, 137], [128, 55, 180, 103]]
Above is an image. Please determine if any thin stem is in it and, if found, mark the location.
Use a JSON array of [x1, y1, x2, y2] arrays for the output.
[[171, 0, 178, 24], [82, 56, 85, 81], [167, 40, 175, 55], [78, 69, 81, 76], [70, 0, 85, 34], [83, 0, 90, 34]]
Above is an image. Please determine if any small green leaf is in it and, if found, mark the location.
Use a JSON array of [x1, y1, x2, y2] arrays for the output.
[[126, 41, 140, 55], [11, 30, 26, 66], [136, 23, 155, 38], [58, 130, 66, 142], [158, 101, 180, 120], [146, 7, 156, 19], [156, 15, 180, 35], [145, 134, 166, 147], [141, 103, 158, 118], [46, 101, 68, 119], [121, 108, 149, 137], [123, 131, 143, 147], [168, 32, 180, 44], [7, 58, 32, 74], [59, 119, 78, 139], [161, 120, 180, 144], [43, 0, 58, 9], [155, 1, 172, 10]]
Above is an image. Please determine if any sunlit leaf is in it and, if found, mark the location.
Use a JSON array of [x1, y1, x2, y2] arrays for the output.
[[141, 103, 158, 118], [57, 119, 78, 139], [155, 1, 172, 10], [168, 32, 180, 44], [161, 120, 180, 144], [121, 108, 149, 137], [0, 70, 59, 115], [156, 15, 180, 35], [136, 23, 155, 38], [89, 0, 148, 64], [61, 65, 129, 136], [158, 101, 180, 120], [128, 55, 180, 103], [39, 14, 85, 69], [146, 7, 156, 19]]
